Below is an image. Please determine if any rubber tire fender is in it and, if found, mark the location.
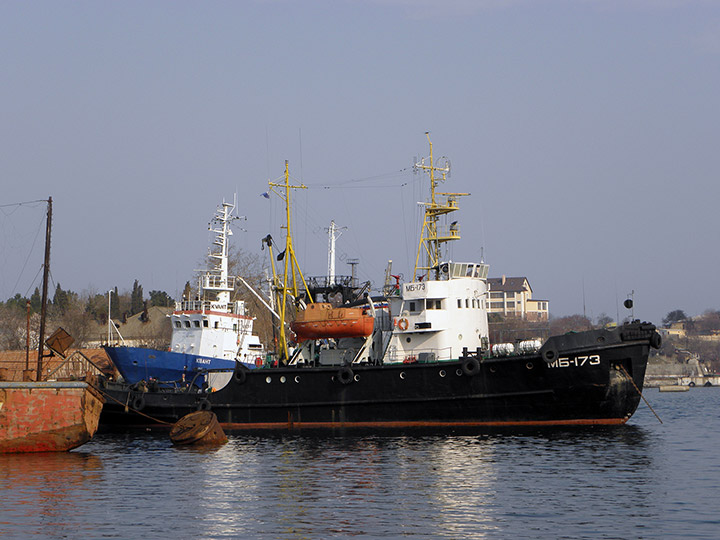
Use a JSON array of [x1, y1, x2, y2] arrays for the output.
[[542, 347, 559, 364], [337, 366, 354, 385], [233, 367, 247, 384], [196, 398, 212, 411], [650, 332, 662, 350], [461, 357, 480, 376], [132, 395, 146, 411]]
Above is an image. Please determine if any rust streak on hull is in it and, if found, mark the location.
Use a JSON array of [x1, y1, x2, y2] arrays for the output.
[[0, 382, 104, 453]]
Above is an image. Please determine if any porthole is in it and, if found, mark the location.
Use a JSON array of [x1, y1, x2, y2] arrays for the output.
[[489, 366, 496, 373], [294, 376, 301, 383], [265, 377, 272, 384], [439, 370, 446, 378], [526, 362, 534, 370], [406, 337, 411, 343], [400, 372, 406, 380], [456, 369, 463, 377], [280, 376, 287, 383], [354, 374, 360, 382], [458, 334, 463, 340]]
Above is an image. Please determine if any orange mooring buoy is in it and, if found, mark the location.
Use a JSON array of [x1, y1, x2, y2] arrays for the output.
[[169, 410, 227, 446]]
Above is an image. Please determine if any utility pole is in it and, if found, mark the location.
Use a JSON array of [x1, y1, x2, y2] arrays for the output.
[[36, 197, 52, 381]]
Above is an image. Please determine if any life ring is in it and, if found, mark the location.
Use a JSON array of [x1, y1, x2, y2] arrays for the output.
[[255, 357, 263, 368], [132, 395, 146, 411], [461, 357, 480, 376], [397, 318, 409, 331], [337, 366, 354, 385], [196, 398, 212, 411]]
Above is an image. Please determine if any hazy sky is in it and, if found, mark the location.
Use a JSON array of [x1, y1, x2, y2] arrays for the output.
[[1, 0, 718, 325]]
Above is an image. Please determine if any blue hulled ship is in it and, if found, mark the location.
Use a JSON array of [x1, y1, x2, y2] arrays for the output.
[[104, 199, 265, 387]]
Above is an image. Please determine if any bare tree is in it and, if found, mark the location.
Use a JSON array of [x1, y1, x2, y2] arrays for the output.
[[549, 314, 593, 335]]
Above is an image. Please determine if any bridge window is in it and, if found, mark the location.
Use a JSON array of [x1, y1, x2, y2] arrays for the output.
[[193, 320, 200, 328], [203, 320, 209, 328], [174, 321, 181, 328], [457, 299, 462, 308], [184, 321, 191, 328]]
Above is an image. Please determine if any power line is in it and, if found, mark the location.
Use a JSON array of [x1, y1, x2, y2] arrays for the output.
[[0, 199, 49, 209]]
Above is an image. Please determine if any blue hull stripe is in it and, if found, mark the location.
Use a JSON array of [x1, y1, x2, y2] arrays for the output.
[[104, 347, 239, 385]]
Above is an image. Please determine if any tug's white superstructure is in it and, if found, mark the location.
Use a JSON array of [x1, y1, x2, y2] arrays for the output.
[[385, 261, 490, 363]]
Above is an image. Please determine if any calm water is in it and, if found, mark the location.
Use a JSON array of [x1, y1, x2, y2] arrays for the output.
[[1, 389, 719, 539]]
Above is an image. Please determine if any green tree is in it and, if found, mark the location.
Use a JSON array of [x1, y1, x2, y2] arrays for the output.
[[110, 287, 121, 319], [663, 310, 687, 326], [52, 283, 70, 314], [130, 280, 144, 315], [85, 293, 109, 322], [5, 293, 28, 311], [149, 290, 174, 307], [182, 281, 192, 301], [30, 287, 41, 313]]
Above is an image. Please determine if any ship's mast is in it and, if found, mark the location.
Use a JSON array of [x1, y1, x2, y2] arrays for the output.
[[202, 199, 240, 307], [413, 133, 468, 281], [326, 220, 346, 286], [268, 161, 313, 362]]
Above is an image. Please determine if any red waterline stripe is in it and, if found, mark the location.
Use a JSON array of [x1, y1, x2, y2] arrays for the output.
[[173, 310, 252, 320]]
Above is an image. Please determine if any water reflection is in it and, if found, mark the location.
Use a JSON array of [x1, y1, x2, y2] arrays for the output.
[[0, 452, 103, 538], [187, 424, 657, 539], [0, 421, 671, 540]]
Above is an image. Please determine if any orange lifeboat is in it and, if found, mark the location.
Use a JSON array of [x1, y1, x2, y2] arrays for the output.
[[290, 303, 375, 341]]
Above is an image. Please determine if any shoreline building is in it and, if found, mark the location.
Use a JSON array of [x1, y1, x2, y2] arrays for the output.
[[487, 276, 549, 321]]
